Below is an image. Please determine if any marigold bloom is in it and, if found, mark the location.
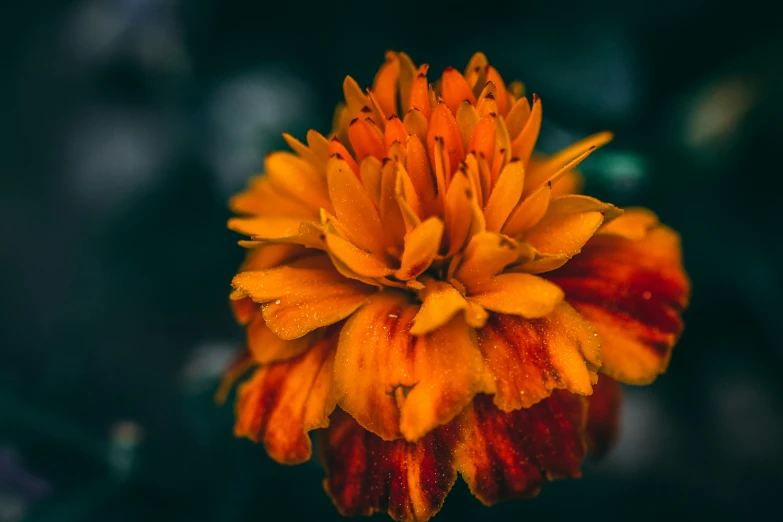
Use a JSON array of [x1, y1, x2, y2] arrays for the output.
[[223, 52, 690, 521]]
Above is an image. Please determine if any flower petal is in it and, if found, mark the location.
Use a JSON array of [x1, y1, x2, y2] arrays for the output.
[[522, 195, 621, 257], [325, 232, 394, 278], [477, 303, 602, 411], [396, 217, 444, 281], [455, 392, 587, 506], [468, 273, 564, 319], [411, 279, 487, 335], [232, 256, 374, 340], [327, 156, 388, 256], [227, 216, 323, 248], [455, 232, 520, 289], [264, 151, 331, 211], [234, 329, 338, 464], [586, 377, 623, 459], [247, 313, 314, 364], [321, 409, 460, 522], [510, 95, 541, 164], [546, 220, 690, 384], [484, 158, 524, 232], [524, 131, 613, 194], [334, 291, 486, 441], [229, 177, 316, 219]]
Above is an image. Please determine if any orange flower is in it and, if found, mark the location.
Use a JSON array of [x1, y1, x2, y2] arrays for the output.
[[223, 52, 690, 521]]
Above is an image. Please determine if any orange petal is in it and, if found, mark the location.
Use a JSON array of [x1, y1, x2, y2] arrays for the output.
[[443, 167, 479, 256], [348, 118, 385, 161], [227, 216, 323, 248], [327, 156, 388, 256], [325, 232, 394, 278], [524, 131, 613, 195], [343, 75, 370, 120], [522, 195, 621, 257], [264, 151, 331, 211], [468, 273, 564, 319], [586, 376, 623, 459], [484, 158, 524, 232], [229, 177, 315, 219], [427, 103, 464, 179], [384, 114, 408, 150], [464, 52, 488, 97], [510, 94, 541, 164], [476, 83, 498, 117], [377, 159, 408, 251], [246, 313, 314, 364], [372, 52, 400, 117], [327, 138, 359, 176], [598, 207, 659, 240], [551, 168, 584, 197], [504, 96, 531, 140], [240, 243, 308, 271], [455, 232, 520, 289], [477, 303, 602, 411], [465, 152, 492, 209], [230, 295, 256, 325], [283, 131, 328, 173], [409, 65, 432, 120], [441, 66, 476, 114], [402, 107, 428, 143], [485, 66, 509, 115], [456, 100, 480, 151], [234, 329, 338, 464], [321, 409, 460, 522], [455, 392, 587, 506], [468, 114, 497, 172], [502, 182, 552, 237], [546, 222, 690, 384], [411, 279, 488, 335], [406, 134, 439, 216], [396, 217, 444, 281], [232, 256, 374, 340], [334, 291, 486, 441], [359, 156, 382, 206]]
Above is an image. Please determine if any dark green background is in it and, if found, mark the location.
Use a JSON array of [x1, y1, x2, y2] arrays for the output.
[[2, 0, 782, 520]]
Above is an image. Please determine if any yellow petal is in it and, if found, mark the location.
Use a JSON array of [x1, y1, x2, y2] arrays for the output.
[[359, 156, 383, 207], [327, 156, 388, 256], [455, 232, 520, 289], [325, 232, 394, 278], [483, 159, 524, 232], [334, 291, 487, 441], [504, 96, 531, 140], [443, 167, 477, 256], [411, 279, 487, 335], [597, 207, 659, 240], [227, 216, 323, 248], [469, 273, 564, 319], [232, 256, 374, 340], [456, 100, 480, 152], [265, 152, 331, 212], [524, 131, 613, 195], [522, 195, 621, 257], [510, 95, 541, 164], [395, 217, 444, 280], [229, 177, 315, 219], [502, 182, 552, 237]]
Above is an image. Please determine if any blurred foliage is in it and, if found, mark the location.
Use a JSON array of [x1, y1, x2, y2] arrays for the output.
[[1, 0, 782, 520]]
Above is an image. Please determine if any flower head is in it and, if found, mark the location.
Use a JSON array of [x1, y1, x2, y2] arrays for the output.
[[224, 52, 690, 521]]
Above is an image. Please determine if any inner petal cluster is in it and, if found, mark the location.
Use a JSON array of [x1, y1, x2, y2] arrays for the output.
[[229, 52, 619, 339]]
